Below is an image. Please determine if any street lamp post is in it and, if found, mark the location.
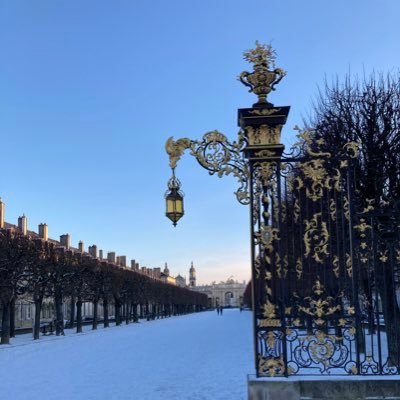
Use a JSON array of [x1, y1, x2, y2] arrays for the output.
[[164, 42, 290, 376]]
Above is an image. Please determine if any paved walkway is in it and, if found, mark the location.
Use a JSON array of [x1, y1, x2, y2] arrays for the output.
[[1, 309, 253, 400]]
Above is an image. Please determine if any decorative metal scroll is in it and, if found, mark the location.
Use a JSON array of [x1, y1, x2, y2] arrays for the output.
[[252, 134, 400, 377], [165, 130, 250, 204]]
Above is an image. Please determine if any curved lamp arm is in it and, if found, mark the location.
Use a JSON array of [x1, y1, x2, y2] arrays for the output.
[[165, 130, 250, 205]]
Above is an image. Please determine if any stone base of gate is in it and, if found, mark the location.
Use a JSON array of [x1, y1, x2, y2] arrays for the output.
[[247, 375, 400, 400]]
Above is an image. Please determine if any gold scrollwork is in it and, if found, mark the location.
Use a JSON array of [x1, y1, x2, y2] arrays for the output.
[[294, 199, 300, 223], [258, 356, 285, 377], [296, 257, 303, 280], [343, 141, 360, 158], [166, 130, 250, 205], [254, 149, 276, 158], [262, 300, 277, 319], [283, 255, 288, 278], [309, 331, 335, 364], [275, 253, 282, 278], [354, 219, 371, 233], [246, 125, 282, 146], [255, 161, 277, 187], [299, 300, 341, 326], [165, 137, 192, 169], [255, 254, 260, 279], [293, 126, 331, 158], [343, 196, 350, 221], [255, 223, 280, 249], [350, 365, 358, 375], [331, 168, 342, 192], [293, 318, 301, 327], [379, 250, 388, 263], [266, 331, 276, 348], [332, 255, 339, 278], [248, 108, 282, 116], [300, 159, 329, 201], [362, 198, 375, 213], [329, 199, 337, 221], [303, 213, 329, 263], [259, 318, 281, 327], [346, 253, 352, 277], [298, 280, 342, 325]]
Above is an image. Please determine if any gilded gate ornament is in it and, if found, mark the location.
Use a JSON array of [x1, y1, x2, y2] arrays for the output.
[[239, 41, 286, 105], [343, 141, 361, 158], [165, 137, 192, 169], [301, 159, 329, 201], [293, 126, 331, 158], [246, 125, 283, 145], [165, 131, 250, 204], [303, 213, 329, 263], [298, 280, 342, 326]]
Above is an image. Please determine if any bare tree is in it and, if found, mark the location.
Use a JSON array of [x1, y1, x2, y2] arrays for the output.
[[0, 230, 31, 344], [306, 72, 400, 362], [28, 240, 54, 340]]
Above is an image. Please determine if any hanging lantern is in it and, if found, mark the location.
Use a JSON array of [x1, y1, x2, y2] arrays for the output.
[[165, 170, 184, 227]]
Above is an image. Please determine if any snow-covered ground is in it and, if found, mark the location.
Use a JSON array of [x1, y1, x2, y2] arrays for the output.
[[1, 309, 253, 400]]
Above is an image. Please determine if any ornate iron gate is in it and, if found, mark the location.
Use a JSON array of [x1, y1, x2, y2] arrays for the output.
[[165, 42, 400, 378], [249, 127, 400, 376]]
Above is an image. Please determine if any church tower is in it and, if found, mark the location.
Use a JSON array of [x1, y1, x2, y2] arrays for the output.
[[164, 262, 170, 276], [189, 261, 196, 287]]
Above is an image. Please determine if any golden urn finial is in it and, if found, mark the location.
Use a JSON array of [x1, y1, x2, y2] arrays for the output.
[[239, 41, 286, 107]]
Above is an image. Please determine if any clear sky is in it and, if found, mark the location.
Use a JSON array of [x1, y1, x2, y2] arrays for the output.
[[0, 1, 399, 284]]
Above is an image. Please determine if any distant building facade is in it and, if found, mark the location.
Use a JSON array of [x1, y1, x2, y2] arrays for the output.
[[192, 278, 246, 308]]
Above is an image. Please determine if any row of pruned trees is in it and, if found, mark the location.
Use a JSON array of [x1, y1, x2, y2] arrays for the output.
[[0, 229, 208, 344]]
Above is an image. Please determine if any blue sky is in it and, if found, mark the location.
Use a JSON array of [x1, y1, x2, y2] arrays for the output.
[[0, 1, 399, 284]]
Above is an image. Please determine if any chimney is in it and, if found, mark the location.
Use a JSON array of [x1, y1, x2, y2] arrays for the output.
[[135, 262, 139, 270], [38, 223, 48, 241], [88, 245, 98, 258], [131, 259, 135, 269], [107, 252, 116, 263], [153, 267, 161, 279], [60, 234, 70, 249], [18, 214, 27, 235], [116, 256, 121, 265], [99, 250, 103, 260], [78, 241, 84, 253], [120, 256, 126, 267], [0, 198, 4, 229]]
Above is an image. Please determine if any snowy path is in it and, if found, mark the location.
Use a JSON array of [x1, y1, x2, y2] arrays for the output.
[[0, 309, 253, 400]]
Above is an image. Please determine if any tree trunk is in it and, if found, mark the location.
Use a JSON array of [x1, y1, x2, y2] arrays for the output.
[[1, 301, 11, 344], [54, 292, 64, 336], [33, 298, 43, 340], [92, 300, 98, 330], [115, 300, 121, 326], [103, 299, 109, 328], [125, 301, 130, 325], [76, 298, 83, 333], [69, 295, 76, 329], [10, 298, 16, 338]]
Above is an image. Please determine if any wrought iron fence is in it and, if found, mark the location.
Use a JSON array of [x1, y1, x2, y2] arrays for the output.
[[252, 135, 400, 376]]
